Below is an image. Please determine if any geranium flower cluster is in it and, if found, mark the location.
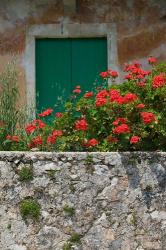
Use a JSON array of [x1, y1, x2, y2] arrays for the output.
[[28, 130, 63, 148], [75, 119, 88, 131], [38, 108, 53, 117], [73, 85, 81, 94], [46, 130, 63, 145], [130, 136, 140, 144], [110, 91, 138, 105], [29, 135, 42, 148], [84, 138, 99, 147], [124, 59, 152, 88], [55, 112, 63, 118], [113, 124, 131, 134], [124, 62, 150, 79], [95, 90, 109, 107], [140, 112, 156, 124], [124, 58, 166, 91], [100, 69, 118, 79], [6, 135, 20, 143], [84, 92, 93, 98], [95, 88, 138, 107], [5, 57, 166, 152], [25, 119, 45, 134], [152, 73, 166, 89]]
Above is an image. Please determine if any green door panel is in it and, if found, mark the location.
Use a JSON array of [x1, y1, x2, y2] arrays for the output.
[[71, 38, 107, 92], [36, 39, 71, 112], [36, 38, 107, 112]]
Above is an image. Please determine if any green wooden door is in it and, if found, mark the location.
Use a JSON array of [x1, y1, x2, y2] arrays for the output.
[[36, 38, 107, 112]]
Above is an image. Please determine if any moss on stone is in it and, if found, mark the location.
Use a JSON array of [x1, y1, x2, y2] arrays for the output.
[[19, 198, 40, 220], [63, 242, 72, 250], [69, 233, 81, 243], [63, 205, 75, 216], [46, 169, 60, 179], [85, 155, 95, 174], [19, 166, 33, 181]]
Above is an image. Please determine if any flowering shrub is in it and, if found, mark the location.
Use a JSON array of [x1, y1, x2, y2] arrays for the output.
[[2, 57, 166, 151]]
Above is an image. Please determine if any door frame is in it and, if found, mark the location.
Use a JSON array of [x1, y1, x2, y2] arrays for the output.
[[25, 23, 118, 110]]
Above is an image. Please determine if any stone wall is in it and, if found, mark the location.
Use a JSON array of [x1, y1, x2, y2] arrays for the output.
[[0, 152, 166, 250], [0, 0, 166, 104]]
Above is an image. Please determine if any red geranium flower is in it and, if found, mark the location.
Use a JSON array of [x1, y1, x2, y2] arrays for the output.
[[29, 135, 43, 148], [136, 103, 145, 109], [87, 138, 99, 147], [25, 124, 37, 134], [140, 112, 156, 124], [152, 73, 165, 88], [148, 57, 157, 64], [75, 119, 88, 131], [25, 119, 45, 134], [33, 119, 45, 129], [96, 90, 109, 99], [46, 129, 63, 144], [73, 85, 81, 94], [52, 130, 63, 137], [130, 136, 140, 144], [142, 70, 151, 76], [12, 136, 20, 142], [109, 89, 121, 102], [123, 93, 138, 103], [107, 135, 118, 143], [124, 74, 133, 80], [55, 112, 63, 118], [116, 96, 126, 104], [38, 108, 53, 117], [110, 90, 137, 105], [136, 74, 144, 79], [84, 92, 93, 98], [73, 88, 81, 94], [109, 70, 118, 78], [124, 62, 142, 74], [6, 135, 11, 140], [112, 117, 127, 126], [6, 135, 20, 143], [33, 135, 42, 145], [100, 71, 109, 78], [47, 134, 56, 144], [137, 81, 146, 87], [113, 124, 131, 134], [96, 98, 107, 107]]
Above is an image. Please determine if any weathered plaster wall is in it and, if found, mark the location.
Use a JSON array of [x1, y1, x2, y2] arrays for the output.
[[0, 152, 166, 250], [0, 0, 166, 103]]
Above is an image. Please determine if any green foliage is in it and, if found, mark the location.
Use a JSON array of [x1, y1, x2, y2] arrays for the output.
[[85, 155, 95, 174], [0, 60, 19, 150], [63, 205, 75, 216], [0, 60, 34, 151], [130, 211, 137, 226], [1, 59, 166, 152], [7, 223, 11, 230], [63, 242, 72, 250], [69, 184, 76, 193], [62, 232, 81, 249], [19, 166, 33, 181], [85, 155, 94, 165], [69, 233, 81, 243], [46, 169, 60, 179], [19, 198, 40, 220]]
